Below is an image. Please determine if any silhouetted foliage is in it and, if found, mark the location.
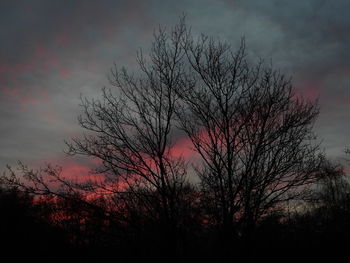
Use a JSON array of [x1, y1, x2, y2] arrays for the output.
[[0, 183, 71, 262]]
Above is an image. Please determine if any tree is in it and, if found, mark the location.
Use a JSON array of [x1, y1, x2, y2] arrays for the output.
[[0, 17, 326, 260], [64, 21, 190, 248], [0, 19, 199, 261], [176, 33, 323, 241], [313, 161, 350, 214], [0, 182, 71, 262]]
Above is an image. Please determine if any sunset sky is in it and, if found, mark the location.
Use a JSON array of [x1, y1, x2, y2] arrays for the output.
[[1, 0, 350, 177]]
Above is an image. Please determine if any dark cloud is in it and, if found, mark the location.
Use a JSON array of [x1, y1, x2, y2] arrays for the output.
[[217, 0, 350, 160], [1, 0, 349, 172]]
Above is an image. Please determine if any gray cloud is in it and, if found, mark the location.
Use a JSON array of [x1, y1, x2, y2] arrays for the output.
[[1, 0, 349, 172]]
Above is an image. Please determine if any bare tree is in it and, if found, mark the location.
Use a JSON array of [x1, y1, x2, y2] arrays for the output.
[[64, 21, 189, 235], [176, 34, 323, 240], [315, 161, 350, 212], [0, 19, 197, 260], [0, 17, 326, 259]]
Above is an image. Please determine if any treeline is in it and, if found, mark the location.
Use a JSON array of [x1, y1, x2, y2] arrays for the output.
[[1, 17, 348, 262], [1, 161, 350, 262]]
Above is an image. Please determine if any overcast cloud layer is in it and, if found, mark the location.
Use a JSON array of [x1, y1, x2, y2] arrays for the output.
[[1, 0, 350, 175]]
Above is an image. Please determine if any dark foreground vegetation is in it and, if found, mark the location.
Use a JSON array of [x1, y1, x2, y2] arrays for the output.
[[1, 166, 350, 263], [1, 17, 349, 262]]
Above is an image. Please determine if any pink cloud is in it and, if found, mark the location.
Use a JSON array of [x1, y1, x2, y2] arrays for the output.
[[46, 157, 103, 184], [59, 67, 70, 78], [54, 32, 70, 47], [61, 164, 92, 181], [297, 80, 321, 100], [34, 46, 47, 57], [171, 136, 197, 160], [0, 63, 11, 73], [2, 85, 20, 97]]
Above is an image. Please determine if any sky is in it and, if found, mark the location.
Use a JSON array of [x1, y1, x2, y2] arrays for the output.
[[1, 0, 350, 177]]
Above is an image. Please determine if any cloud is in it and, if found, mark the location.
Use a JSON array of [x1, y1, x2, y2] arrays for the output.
[[0, 0, 349, 175]]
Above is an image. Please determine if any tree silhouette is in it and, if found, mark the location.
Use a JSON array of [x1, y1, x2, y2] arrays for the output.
[[0, 183, 72, 262], [0, 17, 331, 262], [176, 32, 323, 244], [63, 20, 192, 258]]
